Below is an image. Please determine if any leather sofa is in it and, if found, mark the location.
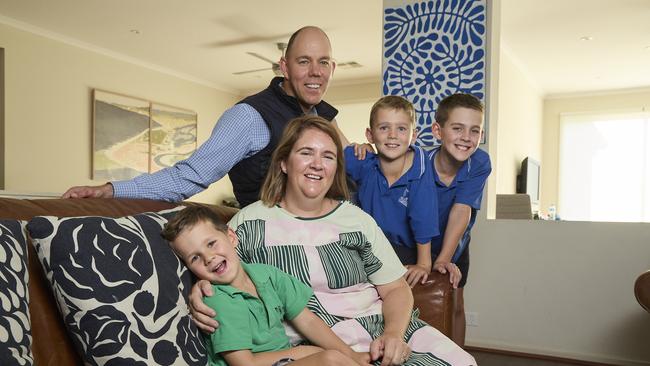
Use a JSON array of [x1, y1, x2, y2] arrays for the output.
[[0, 197, 453, 365], [635, 270, 650, 313]]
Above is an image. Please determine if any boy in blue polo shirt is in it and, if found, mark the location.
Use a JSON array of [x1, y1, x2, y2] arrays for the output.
[[345, 95, 439, 287], [426, 93, 491, 346], [162, 206, 370, 366]]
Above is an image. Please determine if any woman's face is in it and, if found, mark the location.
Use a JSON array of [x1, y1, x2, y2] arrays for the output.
[[281, 128, 338, 203]]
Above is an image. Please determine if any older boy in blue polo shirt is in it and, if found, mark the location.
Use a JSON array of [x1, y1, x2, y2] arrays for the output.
[[162, 206, 370, 366], [345, 96, 439, 287], [426, 93, 491, 346]]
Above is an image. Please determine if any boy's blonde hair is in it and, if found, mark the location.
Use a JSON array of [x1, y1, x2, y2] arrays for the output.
[[161, 206, 228, 244], [260, 116, 349, 206], [434, 93, 484, 127], [369, 95, 416, 128]]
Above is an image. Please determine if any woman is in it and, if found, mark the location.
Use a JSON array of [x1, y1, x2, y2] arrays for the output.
[[190, 116, 476, 366]]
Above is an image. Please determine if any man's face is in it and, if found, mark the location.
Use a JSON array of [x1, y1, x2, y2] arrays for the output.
[[280, 28, 336, 113]]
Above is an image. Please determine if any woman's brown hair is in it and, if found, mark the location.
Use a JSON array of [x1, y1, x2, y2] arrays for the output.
[[260, 116, 349, 206]]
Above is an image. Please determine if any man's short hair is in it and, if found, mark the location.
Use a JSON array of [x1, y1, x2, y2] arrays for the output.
[[161, 206, 228, 243], [369, 95, 416, 128], [434, 93, 484, 127]]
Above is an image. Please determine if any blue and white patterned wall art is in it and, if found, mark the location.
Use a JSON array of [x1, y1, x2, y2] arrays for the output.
[[383, 0, 487, 147]]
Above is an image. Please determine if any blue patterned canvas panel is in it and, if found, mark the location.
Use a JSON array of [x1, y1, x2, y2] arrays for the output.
[[383, 0, 487, 147]]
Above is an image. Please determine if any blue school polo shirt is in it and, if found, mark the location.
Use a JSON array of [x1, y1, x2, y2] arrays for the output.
[[428, 147, 491, 262], [345, 145, 439, 248]]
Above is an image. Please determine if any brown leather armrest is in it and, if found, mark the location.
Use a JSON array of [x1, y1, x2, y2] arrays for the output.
[[411, 271, 454, 337], [635, 270, 650, 313]]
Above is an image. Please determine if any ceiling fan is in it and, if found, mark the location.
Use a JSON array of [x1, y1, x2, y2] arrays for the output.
[[233, 42, 287, 76]]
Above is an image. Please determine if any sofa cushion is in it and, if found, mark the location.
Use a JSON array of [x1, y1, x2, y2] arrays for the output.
[[26, 207, 207, 366], [0, 219, 33, 366]]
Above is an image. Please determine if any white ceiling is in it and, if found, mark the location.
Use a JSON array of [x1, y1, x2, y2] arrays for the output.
[[501, 0, 650, 96], [1, 0, 649, 96]]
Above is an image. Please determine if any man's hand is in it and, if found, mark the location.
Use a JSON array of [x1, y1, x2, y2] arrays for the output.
[[351, 143, 375, 160], [189, 279, 218, 333], [62, 183, 114, 199], [369, 332, 411, 365], [404, 264, 430, 287], [433, 261, 462, 289]]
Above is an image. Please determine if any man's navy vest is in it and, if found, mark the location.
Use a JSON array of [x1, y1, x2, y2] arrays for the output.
[[228, 77, 338, 207]]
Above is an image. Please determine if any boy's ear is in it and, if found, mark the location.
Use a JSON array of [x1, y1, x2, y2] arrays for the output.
[[431, 122, 443, 140], [365, 127, 375, 144], [227, 227, 238, 247], [411, 128, 418, 144]]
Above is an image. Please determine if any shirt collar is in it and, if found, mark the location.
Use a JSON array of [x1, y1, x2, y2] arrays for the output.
[[429, 146, 472, 186], [269, 76, 338, 120], [216, 262, 271, 298], [372, 145, 427, 182]]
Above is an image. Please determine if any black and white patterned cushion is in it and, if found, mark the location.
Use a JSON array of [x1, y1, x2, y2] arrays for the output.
[[26, 208, 206, 366], [0, 219, 33, 366]]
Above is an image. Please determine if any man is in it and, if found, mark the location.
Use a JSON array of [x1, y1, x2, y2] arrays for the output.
[[63, 26, 350, 207]]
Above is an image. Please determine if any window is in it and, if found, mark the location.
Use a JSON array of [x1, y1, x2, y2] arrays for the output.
[[559, 110, 650, 222]]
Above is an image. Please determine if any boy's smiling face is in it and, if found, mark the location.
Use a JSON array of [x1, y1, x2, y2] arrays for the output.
[[172, 220, 242, 286], [366, 108, 417, 162], [433, 107, 483, 163]]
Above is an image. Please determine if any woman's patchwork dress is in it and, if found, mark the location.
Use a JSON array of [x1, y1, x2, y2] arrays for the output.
[[228, 201, 476, 366]]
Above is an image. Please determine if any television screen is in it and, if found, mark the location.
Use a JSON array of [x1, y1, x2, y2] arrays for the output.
[[516, 157, 540, 204]]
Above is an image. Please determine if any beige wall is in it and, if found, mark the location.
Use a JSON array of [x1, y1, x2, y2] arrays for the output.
[[495, 47, 543, 198], [542, 88, 650, 213], [328, 79, 381, 145], [1, 22, 239, 204]]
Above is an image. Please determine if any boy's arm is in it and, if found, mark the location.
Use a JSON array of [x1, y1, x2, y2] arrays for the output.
[[222, 345, 324, 366], [433, 203, 471, 288], [404, 242, 432, 287], [290, 308, 371, 365]]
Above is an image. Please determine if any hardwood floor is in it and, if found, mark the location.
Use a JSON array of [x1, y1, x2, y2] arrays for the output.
[[467, 348, 616, 366]]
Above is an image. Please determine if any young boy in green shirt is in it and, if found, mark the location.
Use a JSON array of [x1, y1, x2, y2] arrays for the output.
[[162, 206, 370, 366]]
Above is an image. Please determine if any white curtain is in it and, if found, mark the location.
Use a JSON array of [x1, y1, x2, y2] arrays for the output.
[[559, 110, 650, 222]]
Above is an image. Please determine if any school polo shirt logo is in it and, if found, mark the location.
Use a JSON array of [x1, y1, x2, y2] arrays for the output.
[[398, 188, 409, 207]]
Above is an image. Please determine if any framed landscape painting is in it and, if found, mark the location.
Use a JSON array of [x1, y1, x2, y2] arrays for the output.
[[92, 89, 197, 180], [150, 103, 197, 173]]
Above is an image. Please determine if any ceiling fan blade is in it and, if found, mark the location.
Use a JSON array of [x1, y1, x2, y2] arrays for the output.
[[246, 52, 277, 65], [232, 67, 272, 75]]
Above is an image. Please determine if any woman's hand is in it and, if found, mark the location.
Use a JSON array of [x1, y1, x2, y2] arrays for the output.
[[433, 261, 462, 289], [369, 333, 411, 365], [404, 264, 430, 287], [188, 279, 219, 332]]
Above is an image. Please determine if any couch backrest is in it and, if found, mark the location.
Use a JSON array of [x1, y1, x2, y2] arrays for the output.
[[0, 197, 452, 365]]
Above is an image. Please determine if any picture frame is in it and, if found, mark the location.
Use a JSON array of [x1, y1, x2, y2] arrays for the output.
[[92, 89, 197, 180]]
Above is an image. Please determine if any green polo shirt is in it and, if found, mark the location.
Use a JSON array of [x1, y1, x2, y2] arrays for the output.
[[204, 262, 313, 366]]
